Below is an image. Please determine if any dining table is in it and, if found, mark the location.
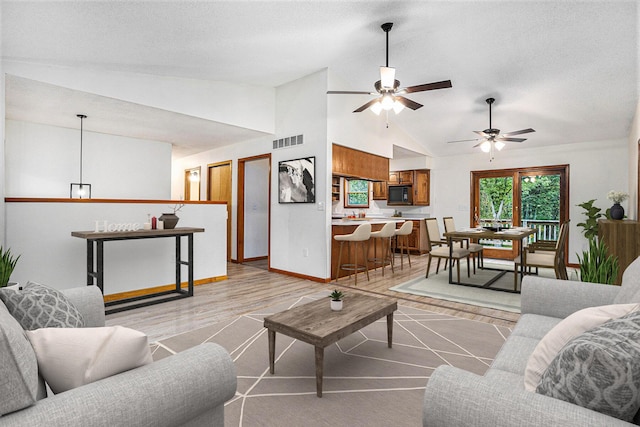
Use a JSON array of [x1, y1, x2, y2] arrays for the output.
[[443, 227, 537, 292]]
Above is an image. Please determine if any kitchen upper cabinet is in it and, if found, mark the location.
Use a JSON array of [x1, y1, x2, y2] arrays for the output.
[[332, 144, 389, 182], [389, 171, 413, 184], [372, 181, 387, 200], [413, 169, 430, 206]]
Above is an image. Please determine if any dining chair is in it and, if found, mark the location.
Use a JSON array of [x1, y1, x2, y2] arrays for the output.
[[513, 220, 570, 290], [442, 216, 484, 273], [424, 218, 470, 282]]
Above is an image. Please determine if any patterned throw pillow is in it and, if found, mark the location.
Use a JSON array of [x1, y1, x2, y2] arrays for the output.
[[0, 281, 84, 330], [536, 310, 640, 421]]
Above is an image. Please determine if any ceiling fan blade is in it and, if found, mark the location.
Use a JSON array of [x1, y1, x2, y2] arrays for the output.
[[401, 80, 452, 94], [496, 137, 527, 143], [327, 90, 376, 95], [395, 96, 423, 110], [353, 98, 381, 113], [380, 67, 396, 89], [473, 140, 488, 148], [447, 138, 480, 144], [501, 128, 535, 137]]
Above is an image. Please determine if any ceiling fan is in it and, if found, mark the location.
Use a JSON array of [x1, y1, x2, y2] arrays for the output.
[[448, 97, 535, 160], [327, 22, 452, 115]]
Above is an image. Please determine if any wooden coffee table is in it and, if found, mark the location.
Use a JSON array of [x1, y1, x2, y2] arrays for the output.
[[263, 293, 397, 397]]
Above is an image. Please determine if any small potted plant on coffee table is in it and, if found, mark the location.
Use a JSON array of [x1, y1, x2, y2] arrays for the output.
[[329, 290, 344, 311]]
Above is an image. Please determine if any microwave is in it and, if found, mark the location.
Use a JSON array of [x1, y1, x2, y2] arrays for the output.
[[387, 185, 413, 205]]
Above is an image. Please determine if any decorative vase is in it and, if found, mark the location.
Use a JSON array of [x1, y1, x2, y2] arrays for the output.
[[330, 300, 343, 311], [159, 213, 179, 229], [610, 203, 624, 220]]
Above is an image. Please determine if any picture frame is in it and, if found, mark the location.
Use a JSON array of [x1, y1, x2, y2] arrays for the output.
[[278, 156, 315, 203]]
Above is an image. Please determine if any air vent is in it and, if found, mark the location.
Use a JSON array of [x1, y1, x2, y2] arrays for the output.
[[273, 134, 303, 150]]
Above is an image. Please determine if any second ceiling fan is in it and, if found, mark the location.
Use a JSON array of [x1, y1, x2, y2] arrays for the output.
[[449, 97, 535, 160], [327, 22, 452, 115]]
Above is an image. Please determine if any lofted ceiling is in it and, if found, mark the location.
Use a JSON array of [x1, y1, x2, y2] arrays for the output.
[[2, 1, 638, 159]]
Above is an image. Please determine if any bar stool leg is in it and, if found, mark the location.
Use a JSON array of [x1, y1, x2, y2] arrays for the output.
[[362, 240, 370, 282], [335, 241, 344, 282]]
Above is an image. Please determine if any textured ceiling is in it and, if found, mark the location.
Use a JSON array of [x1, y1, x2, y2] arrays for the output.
[[2, 1, 638, 159]]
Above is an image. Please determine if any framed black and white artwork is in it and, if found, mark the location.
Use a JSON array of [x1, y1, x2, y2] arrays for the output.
[[278, 156, 315, 203]]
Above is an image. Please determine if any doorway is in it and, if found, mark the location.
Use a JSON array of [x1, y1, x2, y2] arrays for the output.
[[184, 166, 201, 201], [237, 154, 271, 266], [207, 161, 232, 261], [471, 164, 569, 260]]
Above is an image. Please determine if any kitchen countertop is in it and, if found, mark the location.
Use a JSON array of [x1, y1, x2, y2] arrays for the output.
[[331, 218, 406, 226]]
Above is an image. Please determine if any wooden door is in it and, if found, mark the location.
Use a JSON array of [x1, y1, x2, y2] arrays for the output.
[[208, 161, 232, 261], [413, 170, 430, 205]]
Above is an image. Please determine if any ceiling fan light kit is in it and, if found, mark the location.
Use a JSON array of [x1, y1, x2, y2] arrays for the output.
[[327, 22, 452, 117], [448, 97, 535, 161]]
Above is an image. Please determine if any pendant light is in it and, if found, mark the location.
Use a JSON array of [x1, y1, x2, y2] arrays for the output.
[[70, 114, 91, 199]]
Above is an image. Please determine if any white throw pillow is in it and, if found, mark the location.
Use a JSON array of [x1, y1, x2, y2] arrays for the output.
[[524, 303, 640, 391], [26, 326, 153, 394]]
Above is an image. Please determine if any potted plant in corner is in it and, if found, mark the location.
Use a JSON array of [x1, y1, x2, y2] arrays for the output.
[[329, 290, 344, 311], [0, 247, 21, 289], [576, 199, 619, 284]]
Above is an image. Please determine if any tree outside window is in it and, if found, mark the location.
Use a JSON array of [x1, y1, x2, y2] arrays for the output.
[[345, 179, 369, 208]]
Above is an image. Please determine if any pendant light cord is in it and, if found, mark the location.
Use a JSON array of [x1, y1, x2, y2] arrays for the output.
[[77, 114, 87, 183]]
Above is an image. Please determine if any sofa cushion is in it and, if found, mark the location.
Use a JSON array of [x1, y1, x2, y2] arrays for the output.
[[0, 281, 84, 330], [536, 310, 640, 422], [614, 256, 640, 304], [0, 302, 39, 415], [511, 313, 562, 340], [26, 326, 153, 394], [490, 335, 539, 376], [524, 303, 640, 391]]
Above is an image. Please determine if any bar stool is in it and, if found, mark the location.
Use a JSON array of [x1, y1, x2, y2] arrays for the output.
[[368, 222, 396, 276], [393, 221, 413, 269], [334, 222, 371, 285]]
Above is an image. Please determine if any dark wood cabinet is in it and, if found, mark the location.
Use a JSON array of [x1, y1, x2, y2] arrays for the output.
[[332, 144, 389, 181], [599, 219, 640, 285], [413, 169, 430, 206], [372, 181, 387, 200]]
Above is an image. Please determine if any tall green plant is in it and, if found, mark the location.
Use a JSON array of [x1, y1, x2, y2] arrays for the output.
[[0, 247, 20, 287], [577, 239, 619, 285], [576, 199, 603, 242]]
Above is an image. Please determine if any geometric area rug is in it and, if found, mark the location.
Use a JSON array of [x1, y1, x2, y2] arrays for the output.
[[150, 292, 511, 426]]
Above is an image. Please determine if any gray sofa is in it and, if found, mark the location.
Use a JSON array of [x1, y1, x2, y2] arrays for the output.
[[0, 285, 237, 426], [423, 257, 640, 427]]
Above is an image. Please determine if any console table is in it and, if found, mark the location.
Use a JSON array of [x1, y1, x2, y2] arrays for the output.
[[71, 227, 204, 314]]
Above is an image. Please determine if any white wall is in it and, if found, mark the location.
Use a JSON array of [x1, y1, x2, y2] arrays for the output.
[[5, 120, 171, 199], [244, 157, 269, 258], [5, 201, 227, 294], [432, 138, 629, 264], [173, 70, 331, 279], [628, 99, 640, 220]]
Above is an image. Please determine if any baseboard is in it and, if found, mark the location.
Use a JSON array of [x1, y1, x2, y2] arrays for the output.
[[103, 276, 228, 302], [267, 267, 330, 283]]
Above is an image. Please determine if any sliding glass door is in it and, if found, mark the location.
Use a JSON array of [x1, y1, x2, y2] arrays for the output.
[[472, 165, 569, 260]]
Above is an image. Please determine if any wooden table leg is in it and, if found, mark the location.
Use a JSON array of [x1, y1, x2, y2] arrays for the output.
[[387, 312, 394, 348], [268, 329, 275, 374], [315, 346, 324, 397]]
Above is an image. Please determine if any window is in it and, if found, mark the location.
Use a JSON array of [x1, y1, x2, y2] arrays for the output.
[[344, 179, 369, 208]]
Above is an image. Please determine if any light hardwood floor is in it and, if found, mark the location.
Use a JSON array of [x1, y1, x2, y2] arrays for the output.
[[107, 252, 519, 342]]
